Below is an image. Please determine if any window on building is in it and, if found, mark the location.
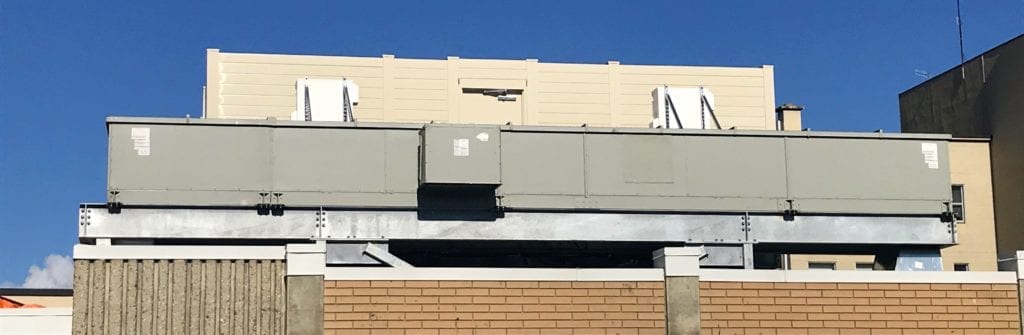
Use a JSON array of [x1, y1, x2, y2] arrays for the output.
[[855, 263, 874, 271], [808, 262, 836, 270], [954, 263, 969, 272], [951, 185, 965, 223]]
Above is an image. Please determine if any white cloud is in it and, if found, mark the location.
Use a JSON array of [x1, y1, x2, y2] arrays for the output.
[[20, 254, 73, 289]]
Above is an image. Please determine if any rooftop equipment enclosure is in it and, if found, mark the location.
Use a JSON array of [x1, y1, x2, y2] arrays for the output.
[[106, 117, 952, 216]]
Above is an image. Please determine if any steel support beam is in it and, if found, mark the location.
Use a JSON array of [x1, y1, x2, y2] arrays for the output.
[[80, 205, 955, 247]]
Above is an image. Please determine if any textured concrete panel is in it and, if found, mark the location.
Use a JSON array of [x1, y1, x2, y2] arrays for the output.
[[72, 259, 285, 334]]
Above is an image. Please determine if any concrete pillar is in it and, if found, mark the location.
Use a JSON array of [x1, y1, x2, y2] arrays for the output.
[[654, 247, 704, 335], [776, 103, 803, 131], [286, 241, 326, 335]]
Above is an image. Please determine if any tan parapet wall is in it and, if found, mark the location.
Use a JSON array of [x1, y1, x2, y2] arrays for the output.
[[206, 49, 777, 130], [323, 267, 668, 335], [324, 280, 665, 335], [698, 270, 1020, 333]]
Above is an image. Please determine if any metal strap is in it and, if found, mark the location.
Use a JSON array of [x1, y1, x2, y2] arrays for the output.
[[342, 85, 352, 122], [303, 84, 312, 121]]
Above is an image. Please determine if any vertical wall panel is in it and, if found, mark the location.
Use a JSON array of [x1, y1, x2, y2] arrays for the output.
[[71, 259, 285, 335], [170, 260, 187, 334], [124, 261, 139, 335], [72, 260, 89, 335]]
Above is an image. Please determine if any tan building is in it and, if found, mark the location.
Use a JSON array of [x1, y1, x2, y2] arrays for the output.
[[899, 33, 1024, 266], [204, 49, 777, 130]]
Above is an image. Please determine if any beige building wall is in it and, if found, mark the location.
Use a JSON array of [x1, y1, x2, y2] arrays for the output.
[[942, 140, 998, 271], [206, 49, 777, 130], [789, 140, 998, 271]]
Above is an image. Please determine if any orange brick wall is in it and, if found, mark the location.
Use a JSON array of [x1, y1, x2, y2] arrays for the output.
[[324, 280, 665, 335], [699, 281, 1021, 334]]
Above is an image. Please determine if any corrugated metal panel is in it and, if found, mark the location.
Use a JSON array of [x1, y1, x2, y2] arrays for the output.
[[72, 259, 285, 335]]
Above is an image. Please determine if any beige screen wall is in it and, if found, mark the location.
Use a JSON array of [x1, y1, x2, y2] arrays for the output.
[[789, 139, 998, 271], [206, 49, 776, 130]]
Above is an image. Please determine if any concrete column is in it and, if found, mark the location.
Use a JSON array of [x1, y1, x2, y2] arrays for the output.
[[775, 103, 803, 131], [654, 247, 704, 335], [286, 241, 326, 335]]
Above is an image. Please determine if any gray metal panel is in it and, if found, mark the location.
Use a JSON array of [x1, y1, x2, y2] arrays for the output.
[[785, 138, 951, 214], [499, 132, 585, 195], [385, 130, 421, 192], [108, 123, 272, 194], [515, 133, 788, 211], [584, 134, 686, 197], [682, 136, 787, 198], [271, 127, 388, 192], [420, 124, 501, 184]]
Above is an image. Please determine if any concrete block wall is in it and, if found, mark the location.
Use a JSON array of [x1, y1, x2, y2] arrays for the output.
[[323, 280, 666, 335], [699, 281, 1020, 334]]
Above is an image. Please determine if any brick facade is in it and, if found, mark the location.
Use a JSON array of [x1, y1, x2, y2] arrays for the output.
[[324, 280, 666, 335], [699, 281, 1021, 334]]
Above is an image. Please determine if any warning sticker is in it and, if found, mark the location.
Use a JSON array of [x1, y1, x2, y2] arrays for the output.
[[453, 138, 469, 157], [131, 127, 151, 156], [921, 142, 938, 169]]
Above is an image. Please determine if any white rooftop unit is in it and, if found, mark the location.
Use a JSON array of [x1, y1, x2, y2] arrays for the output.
[[291, 78, 359, 122], [652, 86, 720, 129]]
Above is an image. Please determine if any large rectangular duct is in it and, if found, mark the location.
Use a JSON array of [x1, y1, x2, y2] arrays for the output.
[[106, 117, 952, 216]]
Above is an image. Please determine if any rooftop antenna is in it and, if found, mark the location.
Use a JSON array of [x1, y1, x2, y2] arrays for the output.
[[956, 0, 966, 79]]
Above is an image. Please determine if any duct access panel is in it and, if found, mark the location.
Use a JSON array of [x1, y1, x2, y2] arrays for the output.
[[419, 124, 501, 185]]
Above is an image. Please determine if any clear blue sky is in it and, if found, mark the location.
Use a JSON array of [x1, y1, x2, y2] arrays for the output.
[[0, 1, 1022, 285]]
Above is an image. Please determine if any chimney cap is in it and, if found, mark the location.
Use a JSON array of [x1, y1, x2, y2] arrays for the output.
[[776, 103, 804, 111]]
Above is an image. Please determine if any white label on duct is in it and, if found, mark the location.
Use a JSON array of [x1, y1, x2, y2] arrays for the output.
[[131, 127, 151, 156], [913, 261, 924, 269], [453, 138, 469, 157], [476, 132, 490, 142], [921, 142, 938, 169]]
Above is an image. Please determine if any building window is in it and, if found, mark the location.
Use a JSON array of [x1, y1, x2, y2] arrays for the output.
[[808, 262, 836, 270], [954, 263, 969, 272], [855, 263, 874, 271], [951, 185, 965, 223]]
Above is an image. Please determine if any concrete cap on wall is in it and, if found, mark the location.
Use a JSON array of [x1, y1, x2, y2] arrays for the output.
[[653, 247, 705, 277]]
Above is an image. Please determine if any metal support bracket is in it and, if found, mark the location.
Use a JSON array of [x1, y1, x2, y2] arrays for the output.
[[256, 192, 285, 216], [106, 191, 122, 214], [362, 243, 413, 268], [314, 207, 327, 239]]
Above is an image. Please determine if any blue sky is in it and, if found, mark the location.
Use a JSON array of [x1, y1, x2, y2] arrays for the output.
[[0, 1, 1022, 286]]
